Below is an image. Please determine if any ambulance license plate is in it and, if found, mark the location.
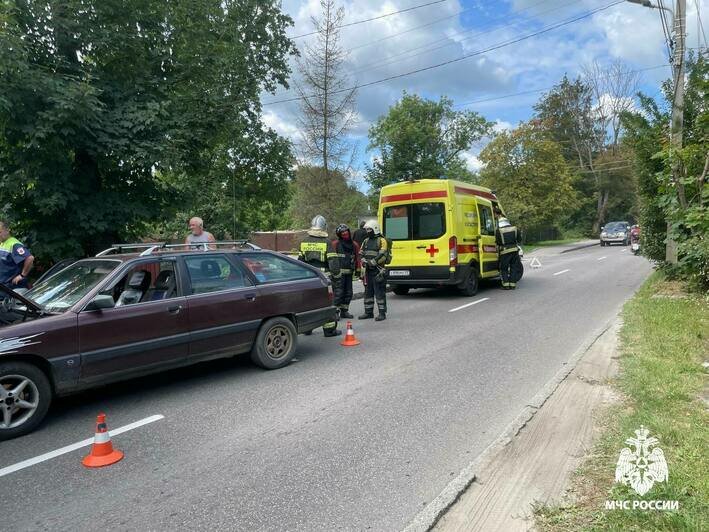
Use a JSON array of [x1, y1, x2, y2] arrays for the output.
[[388, 270, 410, 277]]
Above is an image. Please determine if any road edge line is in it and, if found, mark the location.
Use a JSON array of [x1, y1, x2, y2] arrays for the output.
[[400, 318, 617, 532], [0, 414, 165, 478], [559, 241, 598, 254], [448, 298, 489, 313]]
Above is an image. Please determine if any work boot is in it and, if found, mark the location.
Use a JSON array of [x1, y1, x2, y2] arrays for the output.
[[340, 310, 354, 319], [323, 329, 342, 337], [358, 313, 374, 320], [375, 313, 386, 322]]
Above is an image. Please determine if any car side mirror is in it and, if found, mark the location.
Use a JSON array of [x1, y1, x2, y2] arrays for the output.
[[85, 294, 115, 311]]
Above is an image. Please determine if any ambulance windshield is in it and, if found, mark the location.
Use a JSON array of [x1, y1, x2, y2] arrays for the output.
[[383, 203, 446, 240]]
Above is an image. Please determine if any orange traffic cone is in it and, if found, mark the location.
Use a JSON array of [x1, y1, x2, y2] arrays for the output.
[[82, 413, 124, 468], [340, 321, 360, 346]]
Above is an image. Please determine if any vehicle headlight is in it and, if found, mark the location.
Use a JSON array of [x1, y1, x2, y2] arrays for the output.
[[601, 232, 607, 237]]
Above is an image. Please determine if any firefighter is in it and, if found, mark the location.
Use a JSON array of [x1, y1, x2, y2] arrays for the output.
[[496, 217, 522, 290], [333, 224, 360, 319], [358, 220, 388, 321], [298, 215, 341, 337]]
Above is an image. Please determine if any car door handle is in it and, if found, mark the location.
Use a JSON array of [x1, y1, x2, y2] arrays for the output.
[[167, 304, 182, 314], [244, 293, 257, 302]]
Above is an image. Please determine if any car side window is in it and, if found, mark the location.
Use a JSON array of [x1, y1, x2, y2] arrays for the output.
[[185, 255, 252, 294], [479, 205, 495, 236], [105, 260, 179, 306], [240, 253, 318, 283]]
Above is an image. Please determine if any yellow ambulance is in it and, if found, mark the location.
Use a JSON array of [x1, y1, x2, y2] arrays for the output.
[[379, 179, 510, 296]]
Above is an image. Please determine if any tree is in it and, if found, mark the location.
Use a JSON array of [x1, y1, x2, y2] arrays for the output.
[[622, 52, 708, 289], [366, 93, 491, 192], [295, 0, 357, 177], [288, 166, 368, 230], [478, 122, 579, 235], [0, 0, 296, 261], [533, 64, 640, 234]]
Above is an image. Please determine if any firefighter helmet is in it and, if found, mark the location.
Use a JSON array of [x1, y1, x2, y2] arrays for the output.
[[335, 224, 350, 237], [310, 215, 327, 231], [363, 220, 380, 235], [498, 217, 511, 228]]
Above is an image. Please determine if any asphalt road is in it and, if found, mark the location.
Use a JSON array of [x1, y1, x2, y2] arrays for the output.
[[1, 243, 652, 531]]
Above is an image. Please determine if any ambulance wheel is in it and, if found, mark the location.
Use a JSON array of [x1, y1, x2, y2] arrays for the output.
[[459, 269, 479, 297], [392, 286, 410, 296]]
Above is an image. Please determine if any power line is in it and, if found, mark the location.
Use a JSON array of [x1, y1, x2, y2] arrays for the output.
[[693, 0, 708, 48], [290, 0, 450, 39], [351, 0, 578, 76], [263, 1, 625, 106], [453, 64, 668, 109]]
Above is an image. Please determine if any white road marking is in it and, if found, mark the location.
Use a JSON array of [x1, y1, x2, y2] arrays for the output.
[[0, 414, 164, 478], [449, 297, 490, 313], [553, 269, 570, 276], [597, 256, 607, 261]]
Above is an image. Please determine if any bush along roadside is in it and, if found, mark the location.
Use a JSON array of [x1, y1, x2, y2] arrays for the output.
[[534, 272, 709, 531]]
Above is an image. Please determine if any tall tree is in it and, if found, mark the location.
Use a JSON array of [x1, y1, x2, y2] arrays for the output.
[[0, 0, 296, 260], [366, 93, 490, 192], [478, 122, 578, 236], [295, 0, 357, 177]]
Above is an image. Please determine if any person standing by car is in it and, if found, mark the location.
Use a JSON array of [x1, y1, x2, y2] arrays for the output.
[[0, 220, 34, 290], [358, 220, 389, 321], [352, 221, 368, 246], [332, 224, 360, 319], [496, 217, 521, 290], [185, 216, 216, 249], [298, 215, 341, 337]]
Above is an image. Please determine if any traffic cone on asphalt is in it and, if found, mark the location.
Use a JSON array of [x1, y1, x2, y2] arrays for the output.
[[340, 321, 360, 347], [82, 413, 124, 468]]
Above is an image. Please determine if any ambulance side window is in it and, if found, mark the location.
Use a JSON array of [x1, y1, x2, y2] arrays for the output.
[[479, 205, 495, 236]]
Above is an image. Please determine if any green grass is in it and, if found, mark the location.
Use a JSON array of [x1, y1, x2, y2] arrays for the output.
[[534, 272, 709, 531]]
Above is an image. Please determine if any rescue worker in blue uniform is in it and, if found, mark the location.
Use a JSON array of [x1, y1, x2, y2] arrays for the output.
[[496, 217, 521, 289], [332, 224, 360, 319], [358, 220, 389, 321], [298, 215, 341, 337], [0, 220, 35, 290]]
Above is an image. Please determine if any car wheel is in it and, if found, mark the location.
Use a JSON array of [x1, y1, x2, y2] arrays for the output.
[[392, 286, 410, 296], [0, 361, 52, 441], [250, 317, 298, 370], [459, 269, 479, 297]]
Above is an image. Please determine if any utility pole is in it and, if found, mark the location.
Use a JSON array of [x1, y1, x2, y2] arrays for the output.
[[626, 0, 686, 263], [667, 0, 686, 264]]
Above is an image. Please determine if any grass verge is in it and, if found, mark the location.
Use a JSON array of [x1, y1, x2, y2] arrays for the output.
[[534, 272, 709, 531]]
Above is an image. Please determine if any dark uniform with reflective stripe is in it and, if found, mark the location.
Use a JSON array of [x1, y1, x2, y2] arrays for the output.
[[360, 235, 388, 319], [332, 238, 360, 317], [299, 230, 340, 334], [496, 224, 521, 289]]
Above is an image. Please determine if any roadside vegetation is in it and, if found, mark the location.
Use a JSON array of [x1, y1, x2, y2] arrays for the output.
[[534, 273, 709, 531]]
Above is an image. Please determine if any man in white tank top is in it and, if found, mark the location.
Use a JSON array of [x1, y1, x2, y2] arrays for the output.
[[185, 217, 216, 249]]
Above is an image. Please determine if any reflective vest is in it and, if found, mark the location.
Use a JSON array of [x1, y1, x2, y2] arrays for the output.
[[360, 236, 388, 269], [299, 232, 340, 275], [496, 226, 519, 255]]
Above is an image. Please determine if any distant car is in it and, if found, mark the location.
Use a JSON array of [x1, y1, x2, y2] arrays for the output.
[[0, 246, 336, 440], [600, 221, 631, 246]]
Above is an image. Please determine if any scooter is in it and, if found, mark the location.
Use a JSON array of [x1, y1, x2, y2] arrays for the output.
[[631, 234, 640, 255]]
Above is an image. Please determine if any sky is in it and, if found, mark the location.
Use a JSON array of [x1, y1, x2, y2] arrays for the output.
[[262, 0, 708, 190]]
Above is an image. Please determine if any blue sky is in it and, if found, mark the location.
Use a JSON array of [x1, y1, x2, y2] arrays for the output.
[[262, 0, 708, 189]]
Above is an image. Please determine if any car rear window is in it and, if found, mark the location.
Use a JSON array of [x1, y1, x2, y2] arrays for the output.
[[240, 253, 318, 283], [383, 202, 446, 240]]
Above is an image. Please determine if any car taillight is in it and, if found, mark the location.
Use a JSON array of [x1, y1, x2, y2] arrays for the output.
[[327, 283, 334, 302], [449, 236, 458, 267]]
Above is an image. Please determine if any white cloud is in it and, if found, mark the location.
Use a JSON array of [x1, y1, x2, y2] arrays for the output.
[[461, 151, 484, 172]]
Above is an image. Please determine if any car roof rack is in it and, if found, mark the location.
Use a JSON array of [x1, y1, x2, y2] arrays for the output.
[[95, 240, 261, 257]]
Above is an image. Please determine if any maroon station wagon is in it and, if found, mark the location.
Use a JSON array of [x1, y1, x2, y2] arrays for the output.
[[0, 245, 336, 440]]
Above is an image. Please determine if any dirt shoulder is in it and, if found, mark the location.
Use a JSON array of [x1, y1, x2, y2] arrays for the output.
[[430, 320, 622, 532]]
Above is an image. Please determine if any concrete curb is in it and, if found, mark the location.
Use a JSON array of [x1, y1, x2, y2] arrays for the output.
[[400, 316, 617, 532], [559, 241, 598, 254]]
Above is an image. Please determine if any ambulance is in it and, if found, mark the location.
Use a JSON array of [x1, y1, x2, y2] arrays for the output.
[[379, 179, 513, 296]]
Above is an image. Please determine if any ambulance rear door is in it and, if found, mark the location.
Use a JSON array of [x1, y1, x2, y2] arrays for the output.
[[476, 200, 499, 277]]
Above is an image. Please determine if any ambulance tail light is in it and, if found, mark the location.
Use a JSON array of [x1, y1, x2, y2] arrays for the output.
[[449, 236, 458, 267]]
